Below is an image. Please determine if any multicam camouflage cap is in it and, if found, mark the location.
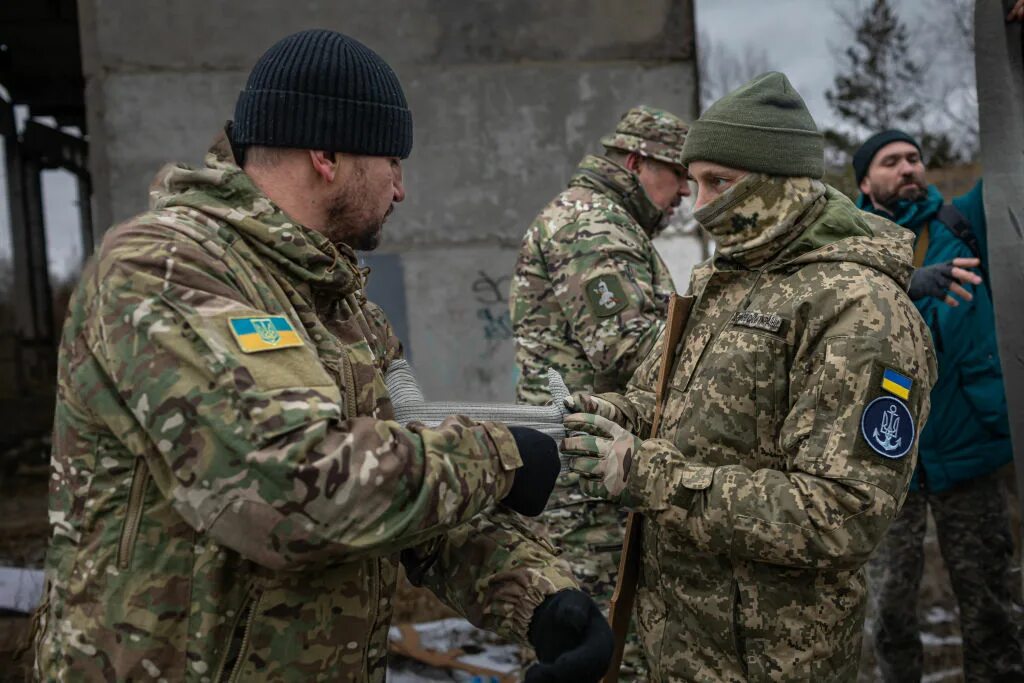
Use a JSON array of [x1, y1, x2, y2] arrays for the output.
[[600, 105, 689, 167]]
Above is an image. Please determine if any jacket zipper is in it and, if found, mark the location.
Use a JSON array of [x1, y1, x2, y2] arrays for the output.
[[226, 593, 262, 683], [117, 458, 149, 569], [217, 588, 262, 683], [342, 349, 358, 418]]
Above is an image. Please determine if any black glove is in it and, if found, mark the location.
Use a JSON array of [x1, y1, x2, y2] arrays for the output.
[[501, 426, 560, 516], [526, 589, 614, 683], [908, 262, 956, 301]]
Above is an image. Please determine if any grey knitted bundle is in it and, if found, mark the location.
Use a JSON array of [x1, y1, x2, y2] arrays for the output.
[[384, 359, 573, 469]]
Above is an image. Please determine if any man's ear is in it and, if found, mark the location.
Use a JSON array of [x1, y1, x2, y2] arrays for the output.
[[625, 152, 644, 173], [309, 150, 338, 183], [859, 176, 871, 197]]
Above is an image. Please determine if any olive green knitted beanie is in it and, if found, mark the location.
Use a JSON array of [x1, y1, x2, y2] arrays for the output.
[[681, 72, 824, 178]]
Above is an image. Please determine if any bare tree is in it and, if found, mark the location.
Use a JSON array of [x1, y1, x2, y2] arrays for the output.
[[919, 0, 979, 158], [825, 0, 969, 167], [697, 31, 774, 110], [826, 0, 926, 132]]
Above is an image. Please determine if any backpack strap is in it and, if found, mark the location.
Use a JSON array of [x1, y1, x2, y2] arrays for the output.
[[936, 204, 981, 258], [935, 204, 991, 290]]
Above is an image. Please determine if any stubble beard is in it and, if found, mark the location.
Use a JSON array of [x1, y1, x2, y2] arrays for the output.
[[324, 168, 390, 252], [654, 197, 684, 233]]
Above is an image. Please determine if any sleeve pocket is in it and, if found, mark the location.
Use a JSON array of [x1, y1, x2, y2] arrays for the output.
[[160, 294, 343, 445], [631, 439, 715, 512]]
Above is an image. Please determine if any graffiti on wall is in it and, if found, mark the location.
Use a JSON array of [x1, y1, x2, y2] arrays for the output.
[[471, 270, 513, 353]]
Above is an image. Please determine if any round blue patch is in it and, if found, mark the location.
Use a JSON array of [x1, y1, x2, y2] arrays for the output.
[[860, 396, 915, 459]]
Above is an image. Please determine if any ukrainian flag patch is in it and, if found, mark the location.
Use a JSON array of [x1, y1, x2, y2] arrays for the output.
[[880, 368, 913, 400], [228, 316, 304, 353]]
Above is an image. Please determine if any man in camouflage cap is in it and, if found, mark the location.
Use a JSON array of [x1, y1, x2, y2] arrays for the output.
[[599, 105, 689, 170], [32, 29, 613, 682], [511, 104, 690, 404], [508, 104, 690, 679], [562, 72, 937, 680]]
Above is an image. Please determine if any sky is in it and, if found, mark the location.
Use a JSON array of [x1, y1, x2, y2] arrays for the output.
[[0, 0, 965, 283], [696, 0, 845, 126], [696, 0, 970, 136]]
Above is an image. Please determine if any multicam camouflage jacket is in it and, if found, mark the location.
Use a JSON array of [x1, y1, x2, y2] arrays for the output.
[[510, 154, 675, 404], [33, 133, 575, 682], [597, 182, 937, 681]]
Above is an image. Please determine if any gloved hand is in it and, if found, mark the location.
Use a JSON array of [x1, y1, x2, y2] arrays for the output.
[[561, 413, 643, 503], [526, 589, 613, 683], [908, 258, 982, 306], [564, 392, 630, 428], [502, 426, 561, 516]]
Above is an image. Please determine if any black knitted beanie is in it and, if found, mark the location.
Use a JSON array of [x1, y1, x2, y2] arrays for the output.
[[852, 130, 921, 184], [231, 29, 413, 159]]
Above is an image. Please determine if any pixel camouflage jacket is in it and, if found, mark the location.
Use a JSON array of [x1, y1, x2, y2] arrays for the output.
[[601, 183, 937, 682]]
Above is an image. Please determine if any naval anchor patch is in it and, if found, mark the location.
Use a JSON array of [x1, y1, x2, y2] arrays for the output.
[[584, 275, 629, 317], [860, 396, 915, 459]]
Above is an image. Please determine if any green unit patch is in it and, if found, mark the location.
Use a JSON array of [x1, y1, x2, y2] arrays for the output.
[[584, 274, 629, 317]]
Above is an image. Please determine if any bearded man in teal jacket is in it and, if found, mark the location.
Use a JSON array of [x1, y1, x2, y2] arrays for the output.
[[855, 129, 1021, 682]]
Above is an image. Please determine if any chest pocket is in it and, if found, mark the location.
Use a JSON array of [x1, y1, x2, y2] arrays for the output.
[[670, 327, 789, 469]]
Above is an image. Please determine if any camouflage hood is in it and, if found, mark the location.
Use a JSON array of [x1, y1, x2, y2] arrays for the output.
[[570, 155, 667, 236], [149, 131, 364, 297], [699, 173, 915, 289], [775, 185, 916, 290]]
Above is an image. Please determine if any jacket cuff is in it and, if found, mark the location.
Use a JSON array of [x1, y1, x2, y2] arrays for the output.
[[626, 439, 715, 512], [482, 422, 522, 498], [495, 572, 578, 646]]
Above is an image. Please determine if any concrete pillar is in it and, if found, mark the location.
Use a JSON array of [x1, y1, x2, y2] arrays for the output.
[[78, 0, 699, 400]]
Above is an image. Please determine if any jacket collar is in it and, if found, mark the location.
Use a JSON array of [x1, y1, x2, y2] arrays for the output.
[[150, 129, 363, 296], [569, 155, 666, 236]]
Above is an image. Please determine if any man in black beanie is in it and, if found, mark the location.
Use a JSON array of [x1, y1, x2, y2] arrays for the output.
[[855, 128, 1023, 683], [33, 29, 611, 683], [853, 131, 982, 308]]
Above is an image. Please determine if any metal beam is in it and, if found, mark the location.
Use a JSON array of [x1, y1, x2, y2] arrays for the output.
[[20, 121, 88, 176], [975, 1, 1024, 553], [77, 174, 94, 256], [0, 101, 57, 395], [18, 157, 53, 347]]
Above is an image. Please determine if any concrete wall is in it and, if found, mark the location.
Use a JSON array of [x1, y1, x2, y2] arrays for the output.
[[78, 0, 699, 400]]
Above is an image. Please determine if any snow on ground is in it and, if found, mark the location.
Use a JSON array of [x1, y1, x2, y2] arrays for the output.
[[387, 618, 522, 682]]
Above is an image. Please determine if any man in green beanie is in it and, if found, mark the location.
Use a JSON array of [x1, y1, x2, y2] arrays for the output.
[[560, 72, 937, 681]]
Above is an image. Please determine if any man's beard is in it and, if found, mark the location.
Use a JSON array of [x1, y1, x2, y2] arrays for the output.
[[652, 198, 683, 235], [876, 178, 927, 212], [324, 190, 391, 252]]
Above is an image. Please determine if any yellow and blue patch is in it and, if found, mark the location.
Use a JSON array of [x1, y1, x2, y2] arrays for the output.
[[228, 316, 304, 353], [880, 368, 913, 400]]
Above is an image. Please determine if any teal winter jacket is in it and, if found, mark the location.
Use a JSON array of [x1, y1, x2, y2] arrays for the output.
[[857, 181, 1011, 492]]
